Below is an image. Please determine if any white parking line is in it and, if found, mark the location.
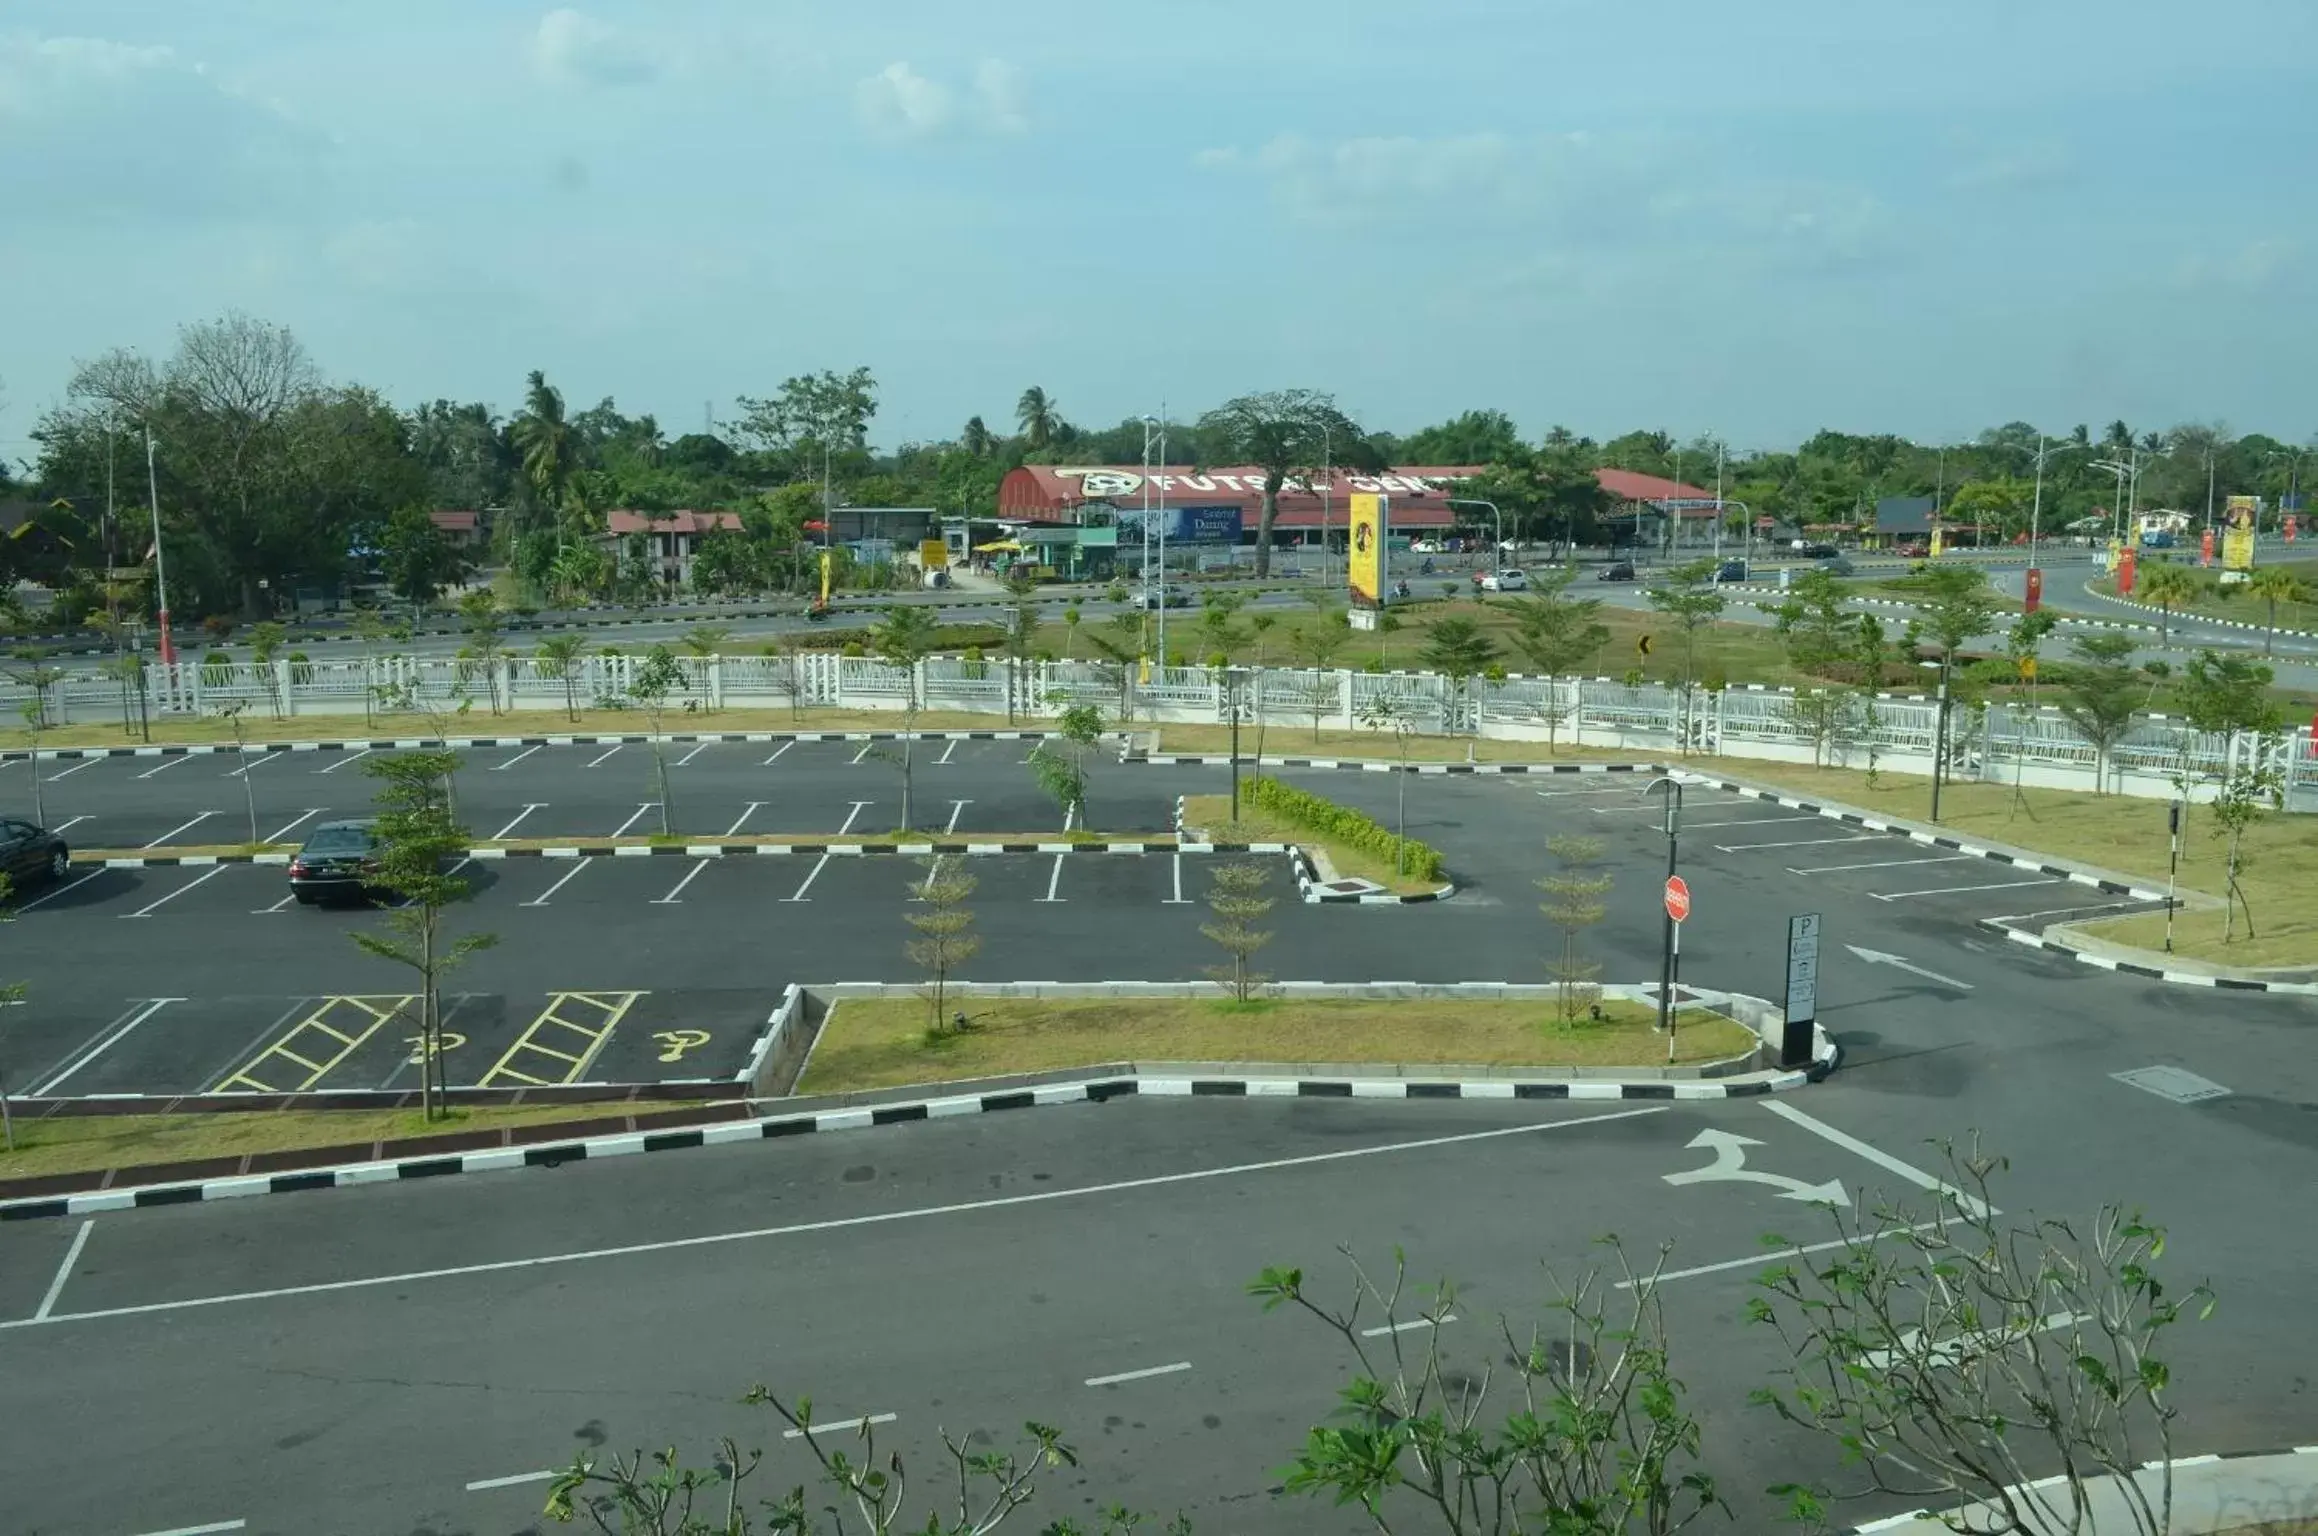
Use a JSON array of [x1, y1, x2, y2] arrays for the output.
[[1674, 814, 1827, 830], [849, 741, 875, 765], [1870, 877, 2060, 902], [34, 1219, 95, 1321], [1538, 784, 1652, 799], [262, 809, 324, 844], [676, 741, 713, 767], [724, 802, 764, 837], [1038, 853, 1066, 902], [585, 743, 623, 768], [315, 747, 374, 774], [935, 739, 958, 765], [491, 804, 546, 839], [1787, 854, 1974, 874], [32, 999, 182, 1094], [129, 1521, 243, 1536], [143, 812, 214, 848], [135, 755, 194, 780], [4, 1107, 1669, 1331], [489, 745, 543, 771], [761, 740, 794, 766], [1165, 852, 1191, 904], [13, 869, 103, 913], [836, 800, 870, 836], [49, 814, 90, 835], [464, 1470, 557, 1493], [1360, 1314, 1456, 1337], [1626, 1217, 1966, 1288], [121, 866, 229, 917], [782, 1412, 897, 1440], [1085, 1362, 1191, 1387], [786, 854, 832, 902], [944, 800, 968, 834], [1713, 834, 1876, 853], [254, 892, 299, 914], [522, 860, 593, 907], [47, 756, 103, 780], [223, 752, 282, 778], [651, 861, 712, 905], [610, 803, 658, 837]]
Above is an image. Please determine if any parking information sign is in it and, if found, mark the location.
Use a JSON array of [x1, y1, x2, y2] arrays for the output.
[[1784, 913, 1821, 1027]]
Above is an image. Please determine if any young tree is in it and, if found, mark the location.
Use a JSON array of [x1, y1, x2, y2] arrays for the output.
[[758, 635, 807, 723], [533, 633, 592, 722], [1507, 568, 1612, 751], [212, 702, 263, 848], [2243, 565, 2304, 656], [2206, 759, 2286, 942], [1417, 614, 1500, 736], [680, 624, 732, 711], [2054, 633, 2145, 794], [9, 660, 64, 826], [1358, 689, 1418, 876], [1251, 1241, 1720, 1535], [353, 751, 496, 1122], [246, 620, 288, 717], [457, 588, 508, 713], [1200, 861, 1276, 1003], [1644, 560, 1726, 753], [348, 604, 403, 728], [2003, 609, 2059, 706], [904, 862, 980, 1033], [1002, 575, 1040, 723], [382, 504, 469, 612], [1781, 687, 1861, 769], [1752, 1141, 2212, 1536], [1025, 702, 1104, 833], [1769, 568, 1859, 676], [871, 604, 940, 831], [1539, 834, 1613, 1025], [627, 645, 689, 837], [1290, 603, 1353, 682], [2134, 562, 2200, 645], [1196, 590, 1246, 662]]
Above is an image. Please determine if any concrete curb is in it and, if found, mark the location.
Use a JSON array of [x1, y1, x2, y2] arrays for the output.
[[1839, 1444, 2318, 1534], [0, 1054, 1836, 1224], [2082, 577, 2318, 642], [2, 727, 1059, 764], [1170, 793, 1452, 905], [1670, 770, 2172, 903], [77, 839, 1191, 869], [1975, 917, 2318, 995], [1141, 755, 1656, 775]]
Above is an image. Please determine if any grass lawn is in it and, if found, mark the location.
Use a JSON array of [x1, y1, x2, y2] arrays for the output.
[[1162, 721, 1648, 765], [1180, 792, 1442, 896], [2093, 563, 2318, 636], [1685, 758, 2318, 967], [797, 996, 1759, 1094], [0, 1101, 735, 1181]]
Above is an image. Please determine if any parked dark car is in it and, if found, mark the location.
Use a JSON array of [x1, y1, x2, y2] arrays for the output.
[[1797, 543, 1841, 559], [1598, 561, 1637, 581], [1711, 558, 1750, 583], [289, 819, 384, 905], [1, 818, 71, 888], [1814, 554, 1856, 576]]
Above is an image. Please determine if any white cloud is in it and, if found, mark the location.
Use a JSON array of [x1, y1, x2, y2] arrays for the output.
[[530, 9, 659, 87], [2176, 238, 2295, 291], [1948, 142, 2075, 192], [856, 60, 952, 138], [972, 58, 1028, 135]]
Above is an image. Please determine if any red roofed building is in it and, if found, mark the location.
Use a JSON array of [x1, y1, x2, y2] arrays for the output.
[[602, 509, 744, 587], [426, 510, 483, 547]]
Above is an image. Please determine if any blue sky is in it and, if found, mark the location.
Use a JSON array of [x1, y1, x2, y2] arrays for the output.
[[3, 0, 2315, 465]]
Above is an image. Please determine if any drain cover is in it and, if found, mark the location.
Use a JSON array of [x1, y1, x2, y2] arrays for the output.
[[2111, 1065, 2230, 1103]]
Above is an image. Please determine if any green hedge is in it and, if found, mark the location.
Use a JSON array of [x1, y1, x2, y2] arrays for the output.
[[1242, 775, 1446, 883]]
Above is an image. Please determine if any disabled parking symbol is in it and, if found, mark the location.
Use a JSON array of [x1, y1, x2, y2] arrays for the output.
[[653, 1028, 712, 1062], [404, 1031, 468, 1064]]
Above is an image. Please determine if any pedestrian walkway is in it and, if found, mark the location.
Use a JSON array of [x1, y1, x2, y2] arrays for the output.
[[1849, 1447, 2318, 1534]]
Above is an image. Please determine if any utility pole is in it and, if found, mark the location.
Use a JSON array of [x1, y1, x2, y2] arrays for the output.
[[144, 426, 175, 667], [1645, 776, 1682, 1033], [1928, 660, 1951, 823]]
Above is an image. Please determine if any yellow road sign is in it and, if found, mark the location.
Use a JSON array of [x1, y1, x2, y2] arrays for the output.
[[1637, 633, 1654, 658], [2018, 656, 2038, 680]]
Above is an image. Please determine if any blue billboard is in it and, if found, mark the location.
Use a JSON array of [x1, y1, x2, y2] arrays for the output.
[[1115, 505, 1245, 545]]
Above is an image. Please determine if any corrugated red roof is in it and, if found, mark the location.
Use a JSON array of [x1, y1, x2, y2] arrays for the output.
[[1593, 469, 1717, 504], [605, 509, 744, 536], [427, 510, 480, 531], [998, 465, 1481, 529]]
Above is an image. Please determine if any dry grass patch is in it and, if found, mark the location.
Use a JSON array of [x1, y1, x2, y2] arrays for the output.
[[14, 706, 1050, 753], [0, 1101, 737, 1181], [796, 996, 1758, 1094]]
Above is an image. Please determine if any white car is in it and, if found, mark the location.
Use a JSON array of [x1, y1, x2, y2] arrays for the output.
[[1408, 539, 1443, 554], [1476, 567, 1528, 592]]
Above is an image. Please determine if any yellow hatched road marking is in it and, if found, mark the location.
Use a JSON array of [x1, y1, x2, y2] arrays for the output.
[[221, 994, 417, 1092], [477, 991, 645, 1088]]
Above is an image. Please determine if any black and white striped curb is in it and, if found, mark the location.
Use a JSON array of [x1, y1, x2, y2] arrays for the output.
[[0, 1062, 1833, 1223], [2, 728, 1059, 764], [1168, 793, 1446, 905], [1139, 755, 1656, 776], [1975, 918, 2317, 995], [79, 839, 1194, 869], [1839, 1444, 2318, 1533], [2082, 578, 2318, 642], [1673, 772, 2172, 903]]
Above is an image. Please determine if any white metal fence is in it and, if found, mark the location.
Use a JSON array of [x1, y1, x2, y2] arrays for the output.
[[7, 653, 2314, 810]]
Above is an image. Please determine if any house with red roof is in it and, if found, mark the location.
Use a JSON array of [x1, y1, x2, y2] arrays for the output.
[[601, 509, 744, 588]]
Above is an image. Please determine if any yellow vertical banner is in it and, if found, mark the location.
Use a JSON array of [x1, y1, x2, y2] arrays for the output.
[[1348, 493, 1387, 606], [2222, 495, 2258, 571], [819, 548, 833, 603]]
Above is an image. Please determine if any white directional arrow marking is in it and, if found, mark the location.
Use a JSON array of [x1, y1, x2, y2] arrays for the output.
[[1858, 1310, 2092, 1370], [1661, 1129, 1851, 1206], [1844, 944, 1974, 991]]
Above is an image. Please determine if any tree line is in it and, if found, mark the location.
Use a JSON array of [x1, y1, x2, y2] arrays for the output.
[[8, 310, 2310, 621]]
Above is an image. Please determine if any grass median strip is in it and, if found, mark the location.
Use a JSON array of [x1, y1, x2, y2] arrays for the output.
[[796, 996, 1759, 1095], [69, 830, 1177, 863], [1182, 789, 1444, 895], [0, 1102, 744, 1182]]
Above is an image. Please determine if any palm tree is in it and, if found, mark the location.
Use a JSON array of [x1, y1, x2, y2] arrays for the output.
[[2245, 566, 2305, 656], [2102, 421, 2134, 455], [512, 369, 573, 515], [2135, 561, 2200, 644], [962, 416, 991, 457], [1016, 387, 1058, 449], [533, 634, 591, 721]]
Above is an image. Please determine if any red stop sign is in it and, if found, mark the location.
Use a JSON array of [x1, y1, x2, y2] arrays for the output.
[[1664, 875, 1692, 923]]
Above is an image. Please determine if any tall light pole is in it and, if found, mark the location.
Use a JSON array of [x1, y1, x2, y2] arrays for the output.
[[2267, 446, 2309, 529], [144, 426, 176, 667], [1712, 440, 1726, 562], [1449, 499, 1502, 578], [1140, 415, 1158, 659], [1318, 420, 1333, 580], [2029, 435, 2077, 573]]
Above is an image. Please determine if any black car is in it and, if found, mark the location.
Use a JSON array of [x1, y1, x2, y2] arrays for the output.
[[1797, 543, 1841, 560], [1711, 558, 1750, 583], [1598, 561, 1637, 581], [0, 818, 71, 889], [289, 819, 383, 905]]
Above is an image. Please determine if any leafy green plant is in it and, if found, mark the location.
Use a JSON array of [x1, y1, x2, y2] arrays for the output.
[[1239, 775, 1446, 883]]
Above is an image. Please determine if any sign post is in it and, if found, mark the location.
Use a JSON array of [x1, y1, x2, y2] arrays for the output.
[[1662, 873, 1690, 1062], [1781, 913, 1820, 1069], [2023, 566, 2043, 613]]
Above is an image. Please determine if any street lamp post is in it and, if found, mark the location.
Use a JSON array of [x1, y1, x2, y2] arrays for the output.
[[1449, 499, 1502, 580], [1318, 421, 1333, 581], [2028, 435, 2077, 576], [143, 426, 176, 667], [1140, 416, 1158, 659], [1644, 777, 1683, 1034]]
